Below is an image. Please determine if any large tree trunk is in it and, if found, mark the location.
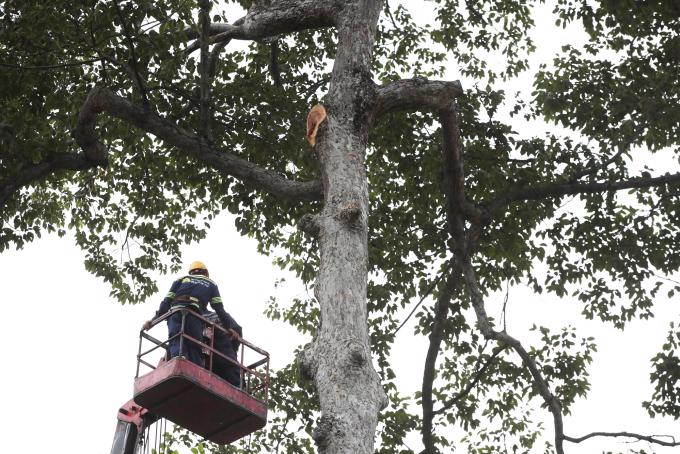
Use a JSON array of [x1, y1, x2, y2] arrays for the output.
[[298, 1, 387, 453]]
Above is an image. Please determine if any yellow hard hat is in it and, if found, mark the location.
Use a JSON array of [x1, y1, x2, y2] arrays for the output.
[[189, 261, 207, 272]]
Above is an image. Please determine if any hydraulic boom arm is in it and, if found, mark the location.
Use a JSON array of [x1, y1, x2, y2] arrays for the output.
[[110, 400, 156, 454]]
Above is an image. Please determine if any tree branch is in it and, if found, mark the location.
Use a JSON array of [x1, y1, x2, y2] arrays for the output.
[[563, 431, 680, 447], [270, 40, 282, 87], [208, 39, 230, 79], [421, 106, 467, 454], [439, 107, 486, 228], [484, 171, 680, 215], [460, 257, 567, 454], [373, 78, 463, 122], [435, 106, 568, 453], [112, 0, 148, 106], [74, 87, 323, 202], [0, 152, 104, 208], [185, 0, 342, 53], [0, 59, 99, 70], [421, 265, 461, 454], [432, 345, 506, 416], [198, 0, 212, 140]]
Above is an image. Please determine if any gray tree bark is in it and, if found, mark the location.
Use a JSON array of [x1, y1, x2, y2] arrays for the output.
[[298, 1, 389, 453]]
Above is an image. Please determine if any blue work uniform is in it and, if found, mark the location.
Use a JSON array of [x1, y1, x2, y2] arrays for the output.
[[204, 310, 242, 388], [153, 274, 230, 366]]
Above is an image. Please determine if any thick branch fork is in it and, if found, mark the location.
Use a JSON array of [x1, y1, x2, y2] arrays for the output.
[[75, 87, 322, 202], [432, 105, 568, 453], [421, 107, 467, 454]]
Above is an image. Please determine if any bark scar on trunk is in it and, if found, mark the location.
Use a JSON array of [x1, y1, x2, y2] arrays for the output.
[[352, 67, 377, 131], [312, 413, 344, 450]]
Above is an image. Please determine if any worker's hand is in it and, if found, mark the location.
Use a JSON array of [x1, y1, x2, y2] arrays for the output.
[[142, 320, 152, 331], [227, 328, 240, 340]]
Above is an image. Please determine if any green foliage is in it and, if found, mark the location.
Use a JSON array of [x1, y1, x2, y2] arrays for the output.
[[1, 0, 679, 453], [644, 321, 680, 419]]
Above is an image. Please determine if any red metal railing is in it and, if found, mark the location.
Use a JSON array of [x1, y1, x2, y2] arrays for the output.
[[136, 307, 270, 403]]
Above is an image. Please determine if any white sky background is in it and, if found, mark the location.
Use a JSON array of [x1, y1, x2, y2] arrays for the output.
[[1, 1, 679, 453]]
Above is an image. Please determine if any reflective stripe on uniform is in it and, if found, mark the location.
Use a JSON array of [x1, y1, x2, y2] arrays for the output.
[[190, 274, 216, 284], [171, 302, 201, 310]]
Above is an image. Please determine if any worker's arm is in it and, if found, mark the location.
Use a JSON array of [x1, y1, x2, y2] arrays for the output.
[[214, 304, 240, 341], [221, 311, 242, 343], [208, 284, 241, 341], [208, 284, 232, 328], [142, 280, 179, 330], [226, 314, 242, 348], [212, 301, 231, 328], [228, 315, 242, 338]]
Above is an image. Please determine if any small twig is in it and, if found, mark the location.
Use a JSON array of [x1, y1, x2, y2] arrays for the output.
[[652, 272, 680, 287], [466, 154, 536, 165], [433, 345, 506, 415], [461, 258, 567, 454], [648, 190, 680, 217], [121, 214, 142, 263], [383, 0, 401, 32], [86, 3, 110, 83], [567, 145, 626, 183], [304, 76, 332, 99], [501, 279, 509, 332], [393, 260, 454, 336]]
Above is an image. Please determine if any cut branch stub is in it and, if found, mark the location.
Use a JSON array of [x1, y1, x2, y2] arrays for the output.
[[346, 338, 367, 368], [298, 213, 321, 236], [335, 201, 361, 225], [306, 104, 327, 147], [297, 343, 317, 381]]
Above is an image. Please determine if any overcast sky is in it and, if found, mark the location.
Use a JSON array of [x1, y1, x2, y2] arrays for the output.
[[1, 1, 678, 454]]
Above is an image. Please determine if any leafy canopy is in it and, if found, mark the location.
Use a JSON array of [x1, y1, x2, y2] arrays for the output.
[[1, 0, 679, 452]]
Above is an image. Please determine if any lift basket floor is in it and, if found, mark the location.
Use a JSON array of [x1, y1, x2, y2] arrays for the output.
[[134, 357, 267, 445]]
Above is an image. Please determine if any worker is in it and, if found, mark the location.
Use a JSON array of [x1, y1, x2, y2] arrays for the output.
[[203, 309, 242, 388], [142, 261, 232, 366]]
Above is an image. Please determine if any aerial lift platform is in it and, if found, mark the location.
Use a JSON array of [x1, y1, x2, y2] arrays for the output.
[[111, 307, 270, 454]]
